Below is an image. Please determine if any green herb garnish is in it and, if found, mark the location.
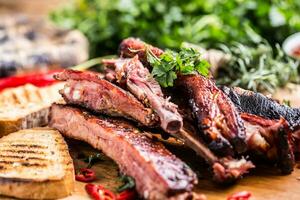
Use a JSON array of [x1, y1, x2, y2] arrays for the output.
[[83, 153, 103, 169], [117, 175, 135, 192], [147, 47, 210, 87]]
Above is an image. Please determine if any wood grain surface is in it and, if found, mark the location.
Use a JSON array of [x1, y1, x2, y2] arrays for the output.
[[61, 138, 300, 200]]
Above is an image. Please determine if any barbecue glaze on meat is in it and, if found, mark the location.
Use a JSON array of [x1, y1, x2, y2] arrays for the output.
[[55, 69, 159, 127], [103, 56, 183, 134], [176, 75, 247, 156], [242, 113, 295, 174], [49, 104, 197, 200]]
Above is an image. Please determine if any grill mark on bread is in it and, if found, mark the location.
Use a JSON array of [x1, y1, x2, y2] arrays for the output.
[[0, 161, 47, 167], [0, 155, 47, 161], [1, 149, 46, 154], [11, 92, 20, 104], [10, 144, 47, 149]]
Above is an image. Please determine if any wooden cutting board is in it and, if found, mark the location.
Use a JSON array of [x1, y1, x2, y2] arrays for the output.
[[61, 139, 300, 200]]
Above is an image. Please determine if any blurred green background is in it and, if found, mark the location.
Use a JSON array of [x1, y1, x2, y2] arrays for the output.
[[51, 0, 300, 57], [50, 0, 300, 92]]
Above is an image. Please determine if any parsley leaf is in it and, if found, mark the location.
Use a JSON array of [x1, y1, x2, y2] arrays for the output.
[[147, 47, 210, 87]]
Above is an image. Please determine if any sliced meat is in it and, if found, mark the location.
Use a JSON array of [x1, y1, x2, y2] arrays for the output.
[[241, 113, 295, 174], [55, 69, 159, 127], [176, 75, 247, 155], [49, 104, 197, 200], [221, 86, 300, 130], [103, 56, 183, 134]]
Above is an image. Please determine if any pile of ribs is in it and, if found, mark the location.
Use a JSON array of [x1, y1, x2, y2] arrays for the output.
[[49, 38, 300, 200]]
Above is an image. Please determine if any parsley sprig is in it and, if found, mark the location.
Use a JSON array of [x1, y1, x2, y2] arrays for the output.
[[147, 47, 210, 87]]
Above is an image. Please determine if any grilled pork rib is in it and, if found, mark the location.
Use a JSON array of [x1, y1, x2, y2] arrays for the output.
[[242, 113, 294, 174], [49, 104, 197, 200], [55, 69, 159, 127], [103, 56, 183, 134], [118, 38, 248, 155], [221, 86, 300, 162], [176, 75, 247, 155]]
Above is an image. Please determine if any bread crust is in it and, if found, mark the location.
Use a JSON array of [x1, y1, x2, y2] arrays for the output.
[[0, 128, 74, 199]]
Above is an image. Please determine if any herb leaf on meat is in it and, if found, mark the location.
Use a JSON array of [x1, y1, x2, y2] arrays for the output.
[[147, 47, 210, 87]]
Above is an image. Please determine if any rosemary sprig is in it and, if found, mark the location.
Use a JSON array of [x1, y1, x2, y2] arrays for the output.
[[218, 42, 299, 92]]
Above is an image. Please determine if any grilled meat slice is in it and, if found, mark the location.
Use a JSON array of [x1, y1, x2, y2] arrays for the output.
[[103, 56, 183, 134], [119, 37, 163, 65], [179, 124, 254, 183], [55, 69, 158, 127], [176, 75, 247, 155], [221, 86, 300, 130], [49, 104, 197, 200], [241, 113, 295, 174], [167, 90, 254, 183]]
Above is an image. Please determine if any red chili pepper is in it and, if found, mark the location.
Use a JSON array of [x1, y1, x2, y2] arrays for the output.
[[0, 70, 61, 91], [85, 184, 116, 200], [116, 189, 136, 200], [76, 168, 96, 182], [227, 191, 252, 200]]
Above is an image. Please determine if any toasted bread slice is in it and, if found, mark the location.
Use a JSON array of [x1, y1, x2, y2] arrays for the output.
[[0, 83, 64, 107], [0, 127, 74, 199], [0, 83, 64, 137]]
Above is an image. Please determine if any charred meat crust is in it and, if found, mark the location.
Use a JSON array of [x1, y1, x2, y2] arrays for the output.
[[176, 75, 247, 155], [102, 56, 183, 134], [241, 113, 295, 174], [49, 104, 197, 200], [220, 86, 300, 130], [59, 78, 158, 127]]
